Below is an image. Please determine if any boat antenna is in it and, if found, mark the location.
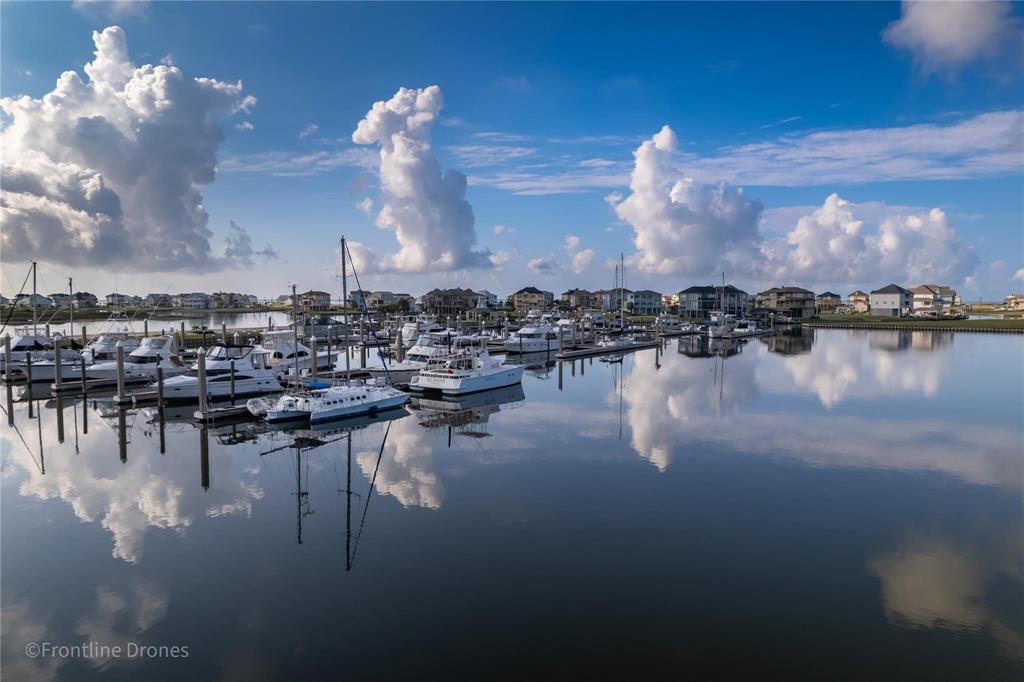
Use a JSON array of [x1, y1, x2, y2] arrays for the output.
[[68, 277, 74, 341]]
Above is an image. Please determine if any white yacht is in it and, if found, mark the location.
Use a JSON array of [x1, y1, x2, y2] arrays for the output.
[[259, 330, 334, 380], [307, 382, 409, 424], [21, 341, 86, 382], [409, 348, 524, 395], [504, 325, 559, 353], [398, 316, 444, 348], [368, 331, 486, 384], [732, 320, 758, 337], [157, 343, 280, 400], [81, 312, 140, 363], [656, 314, 682, 330], [85, 335, 183, 380], [707, 311, 736, 339], [0, 328, 60, 374]]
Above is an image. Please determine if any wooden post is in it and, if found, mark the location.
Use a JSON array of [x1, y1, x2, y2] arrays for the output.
[[396, 329, 404, 362], [327, 326, 334, 375], [558, 327, 563, 355], [53, 336, 62, 389], [156, 366, 164, 408], [81, 325, 87, 347], [25, 350, 33, 385], [45, 323, 50, 339], [144, 319, 149, 337], [3, 334, 11, 383], [80, 357, 87, 397], [310, 336, 318, 380], [180, 321, 186, 348], [229, 359, 236, 405], [360, 342, 366, 369], [221, 322, 227, 343], [115, 341, 125, 400], [196, 347, 208, 417]]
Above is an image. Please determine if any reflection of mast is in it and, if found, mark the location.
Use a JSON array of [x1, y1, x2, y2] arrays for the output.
[[346, 432, 352, 571], [293, 445, 313, 545]]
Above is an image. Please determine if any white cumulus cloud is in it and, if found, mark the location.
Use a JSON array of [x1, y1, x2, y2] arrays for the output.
[[609, 125, 763, 277], [564, 234, 595, 273], [351, 85, 491, 273], [612, 126, 979, 287], [298, 123, 319, 138], [528, 255, 561, 274], [493, 223, 515, 235], [883, 1, 1022, 73], [0, 26, 263, 271], [762, 194, 978, 286]]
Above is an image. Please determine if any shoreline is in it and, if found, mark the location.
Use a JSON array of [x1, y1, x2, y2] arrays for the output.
[[804, 317, 1024, 333]]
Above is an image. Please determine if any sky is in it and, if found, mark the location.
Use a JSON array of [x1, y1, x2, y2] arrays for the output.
[[1, 0, 1022, 302]]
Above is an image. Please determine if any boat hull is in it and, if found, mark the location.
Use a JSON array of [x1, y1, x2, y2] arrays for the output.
[[156, 376, 281, 401], [309, 392, 410, 424], [412, 365, 524, 395]]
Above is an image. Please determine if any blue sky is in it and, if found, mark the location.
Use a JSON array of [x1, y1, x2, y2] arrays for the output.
[[2, 1, 1022, 300]]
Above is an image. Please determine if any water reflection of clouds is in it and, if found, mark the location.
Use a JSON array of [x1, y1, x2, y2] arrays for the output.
[[614, 337, 1021, 488], [762, 330, 952, 408], [869, 534, 1023, 661], [357, 415, 444, 510], [2, 578, 169, 681], [3, 403, 265, 563]]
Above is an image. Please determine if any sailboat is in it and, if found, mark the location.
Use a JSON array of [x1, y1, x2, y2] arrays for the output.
[[264, 236, 408, 424], [707, 272, 736, 339]]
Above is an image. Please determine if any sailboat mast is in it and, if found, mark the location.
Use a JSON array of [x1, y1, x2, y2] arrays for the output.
[[341, 237, 350, 384], [68, 277, 74, 336], [31, 261, 38, 336], [291, 283, 298, 386], [619, 253, 625, 329]]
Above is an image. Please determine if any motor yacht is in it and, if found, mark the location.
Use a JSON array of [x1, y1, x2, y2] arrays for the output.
[[157, 342, 280, 400], [732, 320, 758, 337], [398, 316, 444, 348], [409, 348, 524, 395], [85, 335, 184, 380], [504, 325, 559, 354], [259, 330, 334, 380], [368, 331, 486, 384], [707, 311, 736, 339]]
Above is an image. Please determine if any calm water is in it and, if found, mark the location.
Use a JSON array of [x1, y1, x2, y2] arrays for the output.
[[2, 329, 1021, 680]]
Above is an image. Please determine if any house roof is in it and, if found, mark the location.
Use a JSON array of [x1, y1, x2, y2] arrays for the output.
[[631, 289, 661, 296], [561, 288, 592, 296], [513, 286, 547, 295], [848, 290, 868, 297], [871, 284, 908, 294], [300, 290, 330, 297], [678, 284, 747, 295], [427, 287, 476, 295], [816, 291, 840, 299], [759, 286, 813, 295]]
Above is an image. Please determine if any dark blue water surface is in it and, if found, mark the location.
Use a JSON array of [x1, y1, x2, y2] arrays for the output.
[[2, 329, 1021, 680]]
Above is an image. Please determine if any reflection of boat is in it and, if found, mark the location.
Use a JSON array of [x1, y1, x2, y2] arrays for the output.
[[410, 384, 525, 435], [678, 335, 742, 358], [410, 348, 524, 395], [599, 353, 623, 363]]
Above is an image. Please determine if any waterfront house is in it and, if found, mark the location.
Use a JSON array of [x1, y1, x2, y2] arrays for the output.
[[475, 290, 498, 308], [16, 293, 53, 309], [106, 292, 132, 307], [346, 289, 371, 310], [424, 288, 479, 316], [72, 292, 98, 309], [145, 293, 173, 307], [870, 284, 912, 317], [1004, 294, 1024, 310], [560, 288, 598, 310], [754, 287, 816, 319], [596, 287, 633, 313], [847, 290, 870, 313], [299, 290, 331, 311], [48, 293, 71, 308], [677, 285, 748, 320], [510, 286, 554, 312], [173, 292, 212, 309], [626, 289, 663, 315], [910, 284, 945, 317], [815, 291, 841, 313]]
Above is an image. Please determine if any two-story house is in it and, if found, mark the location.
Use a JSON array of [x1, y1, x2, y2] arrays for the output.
[[870, 284, 912, 317]]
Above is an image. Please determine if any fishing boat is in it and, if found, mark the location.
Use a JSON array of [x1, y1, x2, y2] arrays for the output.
[[157, 342, 280, 400], [368, 331, 487, 384], [732, 320, 758, 337], [409, 347, 524, 395], [707, 311, 736, 339], [259, 330, 334, 380], [85, 335, 183, 380], [398, 315, 444, 348]]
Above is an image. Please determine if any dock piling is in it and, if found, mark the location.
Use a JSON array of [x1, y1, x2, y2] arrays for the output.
[[157, 366, 165, 409], [230, 359, 236, 405], [144, 319, 149, 337], [25, 350, 33, 386], [80, 358, 87, 397], [197, 347, 208, 418], [3, 334, 11, 383], [115, 341, 125, 400], [221, 322, 227, 343], [53, 337, 62, 389], [310, 336, 318, 380]]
